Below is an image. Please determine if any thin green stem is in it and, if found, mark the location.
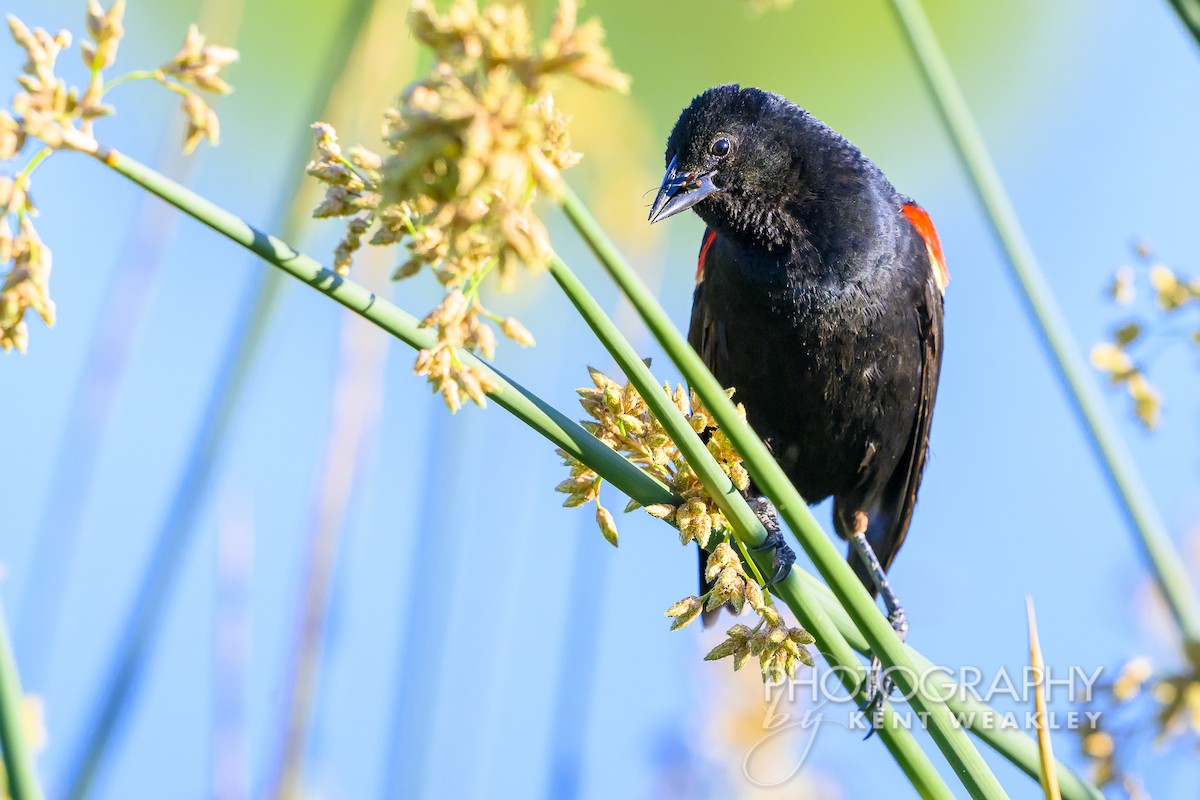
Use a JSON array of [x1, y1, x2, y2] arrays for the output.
[[87, 61, 102, 94], [153, 76, 195, 101], [0, 605, 43, 800], [17, 147, 53, 182], [557, 185, 1006, 799], [86, 145, 1100, 800], [1166, 0, 1200, 48], [81, 61, 105, 137], [546, 253, 953, 799], [88, 145, 676, 507], [101, 69, 159, 94], [887, 0, 1200, 650], [730, 531, 770, 591]]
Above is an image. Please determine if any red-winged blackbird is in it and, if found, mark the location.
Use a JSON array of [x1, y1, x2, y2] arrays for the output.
[[650, 85, 947, 697]]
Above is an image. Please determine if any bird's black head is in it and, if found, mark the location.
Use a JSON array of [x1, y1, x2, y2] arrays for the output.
[[649, 84, 819, 247]]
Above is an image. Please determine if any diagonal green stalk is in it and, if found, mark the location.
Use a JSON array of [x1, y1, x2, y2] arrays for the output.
[[547, 254, 952, 799], [87, 145, 1100, 800], [887, 0, 1200, 651], [1166, 0, 1200, 48], [557, 186, 1006, 799], [0, 605, 43, 800], [87, 145, 675, 507]]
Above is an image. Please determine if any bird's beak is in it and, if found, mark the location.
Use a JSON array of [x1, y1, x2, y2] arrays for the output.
[[648, 155, 720, 224]]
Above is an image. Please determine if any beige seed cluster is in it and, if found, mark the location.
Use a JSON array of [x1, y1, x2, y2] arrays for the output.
[[4, 3, 235, 157], [666, 543, 816, 683], [555, 367, 816, 682], [1092, 247, 1200, 429], [159, 25, 238, 154], [1077, 655, 1200, 795], [0, 190, 51, 353], [1, 1, 236, 352], [555, 367, 749, 548], [305, 0, 628, 413]]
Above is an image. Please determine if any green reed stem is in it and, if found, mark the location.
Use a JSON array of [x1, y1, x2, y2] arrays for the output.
[[1166, 0, 1200, 48], [887, 0, 1200, 650], [0, 606, 43, 800], [89, 145, 1099, 800], [89, 145, 675, 506]]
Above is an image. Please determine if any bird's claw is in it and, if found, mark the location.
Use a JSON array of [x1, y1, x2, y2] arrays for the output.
[[751, 527, 796, 586], [889, 607, 909, 641], [859, 656, 895, 739], [747, 498, 795, 586], [858, 612, 909, 738]]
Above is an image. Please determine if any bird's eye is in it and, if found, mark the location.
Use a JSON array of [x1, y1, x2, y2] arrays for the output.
[[711, 137, 731, 157]]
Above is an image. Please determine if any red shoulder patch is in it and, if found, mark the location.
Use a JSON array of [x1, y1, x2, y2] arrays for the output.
[[697, 229, 716, 283], [901, 203, 949, 294]]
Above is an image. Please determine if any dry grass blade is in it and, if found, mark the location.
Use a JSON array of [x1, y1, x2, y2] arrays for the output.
[[1026, 596, 1062, 800]]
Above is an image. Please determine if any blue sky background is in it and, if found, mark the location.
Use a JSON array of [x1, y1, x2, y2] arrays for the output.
[[4, 0, 1200, 798]]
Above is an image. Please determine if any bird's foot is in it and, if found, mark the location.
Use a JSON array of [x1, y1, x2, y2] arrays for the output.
[[859, 608, 910, 738], [859, 656, 894, 738], [747, 497, 796, 586], [888, 606, 909, 642]]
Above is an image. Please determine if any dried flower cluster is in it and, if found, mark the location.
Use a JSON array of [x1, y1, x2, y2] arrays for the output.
[[159, 24, 238, 153], [4, 2, 236, 157], [1092, 245, 1200, 429], [1076, 655, 1200, 797], [1, 1, 237, 352], [0, 177, 51, 353], [666, 543, 815, 683], [305, 0, 628, 412], [555, 367, 749, 548], [554, 367, 815, 683]]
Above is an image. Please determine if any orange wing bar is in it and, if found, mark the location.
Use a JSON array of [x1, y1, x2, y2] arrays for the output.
[[901, 203, 949, 294]]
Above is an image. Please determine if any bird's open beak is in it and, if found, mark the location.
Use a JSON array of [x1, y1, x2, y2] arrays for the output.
[[648, 155, 720, 224]]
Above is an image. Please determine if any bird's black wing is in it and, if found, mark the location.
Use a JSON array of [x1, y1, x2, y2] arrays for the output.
[[853, 232, 946, 587]]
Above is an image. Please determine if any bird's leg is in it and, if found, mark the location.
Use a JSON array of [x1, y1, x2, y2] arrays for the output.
[[849, 541, 908, 641], [746, 497, 796, 586], [847, 511, 908, 733]]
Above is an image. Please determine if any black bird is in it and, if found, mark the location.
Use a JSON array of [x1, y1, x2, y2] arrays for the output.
[[649, 85, 947, 701]]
